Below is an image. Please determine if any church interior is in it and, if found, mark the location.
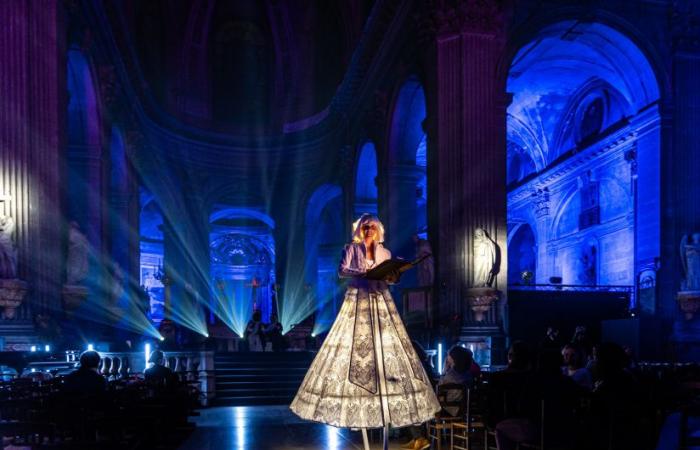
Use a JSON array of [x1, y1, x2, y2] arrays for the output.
[[1, 0, 700, 449]]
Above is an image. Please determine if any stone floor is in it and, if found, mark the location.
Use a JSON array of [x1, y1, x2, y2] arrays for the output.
[[179, 405, 415, 450]]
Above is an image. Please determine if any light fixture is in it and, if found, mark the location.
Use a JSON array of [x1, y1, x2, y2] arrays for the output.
[[437, 343, 443, 375], [44, 345, 50, 352], [87, 344, 94, 351], [144, 343, 151, 371], [30, 345, 36, 352]]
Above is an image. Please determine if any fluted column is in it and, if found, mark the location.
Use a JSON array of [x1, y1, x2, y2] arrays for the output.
[[0, 1, 64, 317], [423, 1, 508, 321]]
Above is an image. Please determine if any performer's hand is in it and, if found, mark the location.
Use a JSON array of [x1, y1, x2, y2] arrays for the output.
[[385, 269, 401, 284]]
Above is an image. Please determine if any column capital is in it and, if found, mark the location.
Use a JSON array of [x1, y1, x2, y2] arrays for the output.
[[417, 0, 506, 42], [672, 2, 700, 55]]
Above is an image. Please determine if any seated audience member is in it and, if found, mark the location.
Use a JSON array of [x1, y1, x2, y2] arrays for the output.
[[561, 343, 593, 391], [439, 345, 474, 416], [62, 350, 107, 396], [571, 325, 592, 359], [588, 342, 643, 450], [495, 349, 581, 450], [412, 340, 438, 384], [466, 347, 482, 378], [487, 341, 532, 427], [144, 350, 179, 388]]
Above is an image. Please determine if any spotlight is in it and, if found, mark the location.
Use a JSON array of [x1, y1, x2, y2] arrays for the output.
[[203, 333, 209, 338], [437, 343, 443, 375], [239, 333, 244, 338], [30, 368, 36, 373], [159, 336, 165, 341], [311, 333, 316, 338], [44, 345, 50, 352], [87, 344, 94, 351], [30, 345, 36, 352]]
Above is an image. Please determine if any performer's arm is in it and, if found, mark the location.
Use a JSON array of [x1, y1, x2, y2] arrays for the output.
[[338, 245, 366, 278]]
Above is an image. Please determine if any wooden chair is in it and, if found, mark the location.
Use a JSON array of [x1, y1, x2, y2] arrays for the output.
[[451, 387, 488, 450], [427, 383, 468, 450]]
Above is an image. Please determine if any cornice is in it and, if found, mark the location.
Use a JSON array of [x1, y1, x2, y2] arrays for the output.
[[508, 124, 636, 205]]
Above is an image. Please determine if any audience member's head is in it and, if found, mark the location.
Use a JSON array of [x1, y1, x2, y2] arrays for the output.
[[562, 344, 585, 369], [252, 310, 262, 322], [536, 348, 563, 375], [79, 350, 101, 371], [149, 350, 165, 366], [595, 342, 627, 379], [447, 345, 473, 374], [507, 340, 530, 370]]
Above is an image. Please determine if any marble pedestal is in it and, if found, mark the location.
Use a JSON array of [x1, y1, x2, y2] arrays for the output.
[[0, 279, 28, 319], [677, 291, 700, 320]]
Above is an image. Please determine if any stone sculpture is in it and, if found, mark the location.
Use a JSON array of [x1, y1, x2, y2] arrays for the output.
[[0, 214, 17, 279], [473, 228, 497, 287], [66, 221, 89, 284], [681, 233, 700, 291], [413, 234, 434, 287]]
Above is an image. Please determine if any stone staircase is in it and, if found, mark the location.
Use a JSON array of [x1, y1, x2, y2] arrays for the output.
[[212, 351, 316, 406]]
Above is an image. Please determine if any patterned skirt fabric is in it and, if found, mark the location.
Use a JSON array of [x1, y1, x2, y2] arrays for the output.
[[290, 287, 440, 428]]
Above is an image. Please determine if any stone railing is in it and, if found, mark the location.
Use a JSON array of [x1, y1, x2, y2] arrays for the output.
[[95, 350, 215, 405]]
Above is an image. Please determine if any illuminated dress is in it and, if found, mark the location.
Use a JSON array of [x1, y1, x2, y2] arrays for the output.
[[290, 238, 440, 428]]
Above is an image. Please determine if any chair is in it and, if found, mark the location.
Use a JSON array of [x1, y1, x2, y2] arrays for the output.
[[451, 387, 487, 450], [427, 383, 468, 450]]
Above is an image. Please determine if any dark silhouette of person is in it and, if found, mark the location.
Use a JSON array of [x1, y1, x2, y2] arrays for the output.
[[144, 350, 179, 388], [62, 350, 107, 396]]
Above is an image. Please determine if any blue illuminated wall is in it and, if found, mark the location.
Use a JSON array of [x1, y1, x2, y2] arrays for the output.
[[506, 21, 661, 290]]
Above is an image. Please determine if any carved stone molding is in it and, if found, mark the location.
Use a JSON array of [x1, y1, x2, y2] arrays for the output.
[[417, 0, 505, 41], [672, 1, 700, 53]]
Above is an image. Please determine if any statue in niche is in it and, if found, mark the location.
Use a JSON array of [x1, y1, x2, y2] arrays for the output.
[[66, 221, 89, 285], [473, 228, 497, 287], [413, 234, 434, 287], [681, 233, 700, 291], [0, 213, 17, 279], [578, 245, 597, 285]]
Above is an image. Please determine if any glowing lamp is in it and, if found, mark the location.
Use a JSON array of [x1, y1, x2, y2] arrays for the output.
[[144, 343, 151, 371], [87, 344, 94, 351], [437, 343, 443, 375], [30, 345, 36, 352], [44, 345, 50, 352]]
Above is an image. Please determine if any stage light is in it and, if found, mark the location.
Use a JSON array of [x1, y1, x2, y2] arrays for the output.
[[30, 345, 36, 352], [437, 343, 443, 375], [144, 343, 151, 371], [44, 345, 50, 352], [87, 344, 94, 351], [159, 336, 165, 341], [30, 368, 36, 373], [311, 333, 316, 338]]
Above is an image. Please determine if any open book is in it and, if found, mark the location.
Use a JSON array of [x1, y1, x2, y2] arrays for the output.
[[364, 253, 431, 281]]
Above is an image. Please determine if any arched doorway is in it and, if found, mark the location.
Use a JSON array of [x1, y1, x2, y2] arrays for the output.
[[506, 21, 660, 292], [209, 207, 276, 337], [508, 223, 537, 286]]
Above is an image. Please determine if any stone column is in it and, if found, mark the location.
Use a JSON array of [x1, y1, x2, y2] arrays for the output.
[[0, 1, 64, 319], [532, 188, 552, 284], [422, 1, 508, 323], [386, 164, 424, 285], [666, 14, 700, 360]]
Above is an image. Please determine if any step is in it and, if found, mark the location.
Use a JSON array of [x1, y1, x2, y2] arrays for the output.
[[212, 396, 295, 407]]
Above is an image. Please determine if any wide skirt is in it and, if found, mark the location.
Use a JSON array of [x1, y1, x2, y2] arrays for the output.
[[290, 286, 441, 428]]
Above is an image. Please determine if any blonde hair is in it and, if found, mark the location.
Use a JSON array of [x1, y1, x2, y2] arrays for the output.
[[351, 214, 385, 244]]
